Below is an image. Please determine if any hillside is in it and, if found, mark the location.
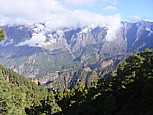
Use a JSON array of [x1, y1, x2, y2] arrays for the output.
[[54, 49, 153, 115], [0, 49, 153, 114]]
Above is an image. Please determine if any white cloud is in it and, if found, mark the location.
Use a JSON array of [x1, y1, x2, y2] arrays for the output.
[[0, 0, 68, 24], [17, 33, 46, 47], [0, 0, 121, 42], [103, 6, 117, 11], [128, 15, 143, 22], [103, 14, 121, 41]]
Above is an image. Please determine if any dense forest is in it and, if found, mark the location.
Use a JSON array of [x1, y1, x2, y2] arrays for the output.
[[0, 29, 153, 114]]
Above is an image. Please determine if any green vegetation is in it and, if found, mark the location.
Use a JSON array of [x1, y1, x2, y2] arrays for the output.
[[0, 65, 61, 114], [0, 29, 5, 41], [0, 49, 153, 114]]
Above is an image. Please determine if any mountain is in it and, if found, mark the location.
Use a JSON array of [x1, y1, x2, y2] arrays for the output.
[[0, 21, 153, 89]]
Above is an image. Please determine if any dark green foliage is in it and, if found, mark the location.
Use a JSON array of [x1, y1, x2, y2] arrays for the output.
[[0, 29, 5, 41]]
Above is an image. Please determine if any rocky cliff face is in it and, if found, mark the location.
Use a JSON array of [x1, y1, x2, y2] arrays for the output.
[[0, 21, 153, 89], [121, 21, 153, 52]]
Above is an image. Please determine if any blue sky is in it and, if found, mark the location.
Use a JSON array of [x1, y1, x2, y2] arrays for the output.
[[0, 0, 152, 26], [62, 0, 153, 22], [120, 0, 153, 21]]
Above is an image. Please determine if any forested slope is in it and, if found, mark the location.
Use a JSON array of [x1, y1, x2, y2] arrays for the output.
[[0, 64, 61, 114], [54, 49, 153, 115]]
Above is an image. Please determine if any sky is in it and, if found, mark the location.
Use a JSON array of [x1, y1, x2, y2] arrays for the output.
[[62, 0, 153, 22], [0, 0, 152, 26]]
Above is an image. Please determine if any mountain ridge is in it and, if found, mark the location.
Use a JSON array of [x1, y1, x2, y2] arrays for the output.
[[0, 20, 153, 89]]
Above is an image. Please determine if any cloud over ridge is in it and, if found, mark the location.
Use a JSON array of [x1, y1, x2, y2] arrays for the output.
[[0, 0, 121, 42]]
